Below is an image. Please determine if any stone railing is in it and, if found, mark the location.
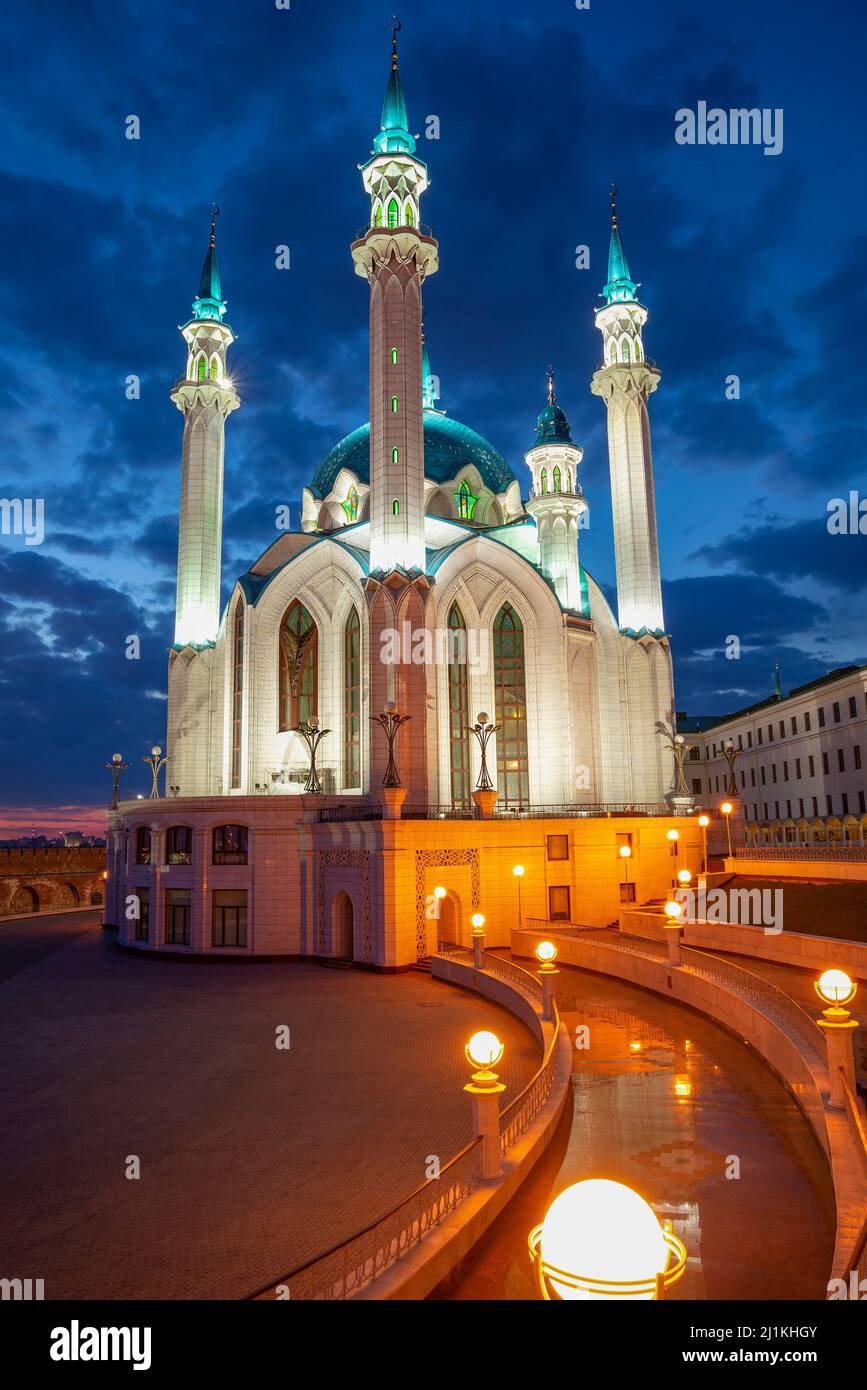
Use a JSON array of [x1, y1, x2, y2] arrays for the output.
[[736, 845, 867, 862], [499, 1002, 561, 1154], [683, 945, 825, 1061]]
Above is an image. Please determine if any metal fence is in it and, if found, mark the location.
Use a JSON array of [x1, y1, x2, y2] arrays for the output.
[[499, 1002, 562, 1153], [736, 845, 867, 862]]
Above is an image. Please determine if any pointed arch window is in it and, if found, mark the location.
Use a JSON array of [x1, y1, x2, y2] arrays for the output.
[[279, 600, 318, 731], [196, 355, 207, 382], [392, 447, 399, 465], [493, 603, 529, 809], [634, 337, 642, 361], [391, 395, 399, 413], [374, 204, 383, 228], [566, 469, 573, 493], [447, 603, 471, 807], [553, 466, 561, 493], [343, 608, 361, 788], [454, 478, 478, 521], [392, 498, 400, 515], [391, 347, 398, 365], [405, 203, 414, 226], [231, 600, 244, 788], [540, 468, 548, 495], [209, 356, 219, 381], [341, 485, 359, 524], [387, 198, 399, 229], [621, 339, 631, 363]]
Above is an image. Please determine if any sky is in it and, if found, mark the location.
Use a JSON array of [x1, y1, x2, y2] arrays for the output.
[[0, 0, 865, 832]]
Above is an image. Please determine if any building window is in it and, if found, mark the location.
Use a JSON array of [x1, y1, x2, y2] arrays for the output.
[[391, 395, 399, 413], [540, 468, 548, 495], [795, 758, 801, 778], [209, 356, 219, 381], [692, 778, 702, 795], [805, 711, 811, 732], [849, 696, 857, 718], [390, 347, 398, 365], [135, 887, 149, 941], [213, 825, 248, 865], [771, 764, 777, 783], [833, 702, 841, 723], [838, 748, 845, 772], [750, 768, 756, 786], [549, 885, 571, 921], [374, 204, 383, 227], [818, 707, 826, 727], [392, 497, 399, 515], [619, 882, 636, 904], [842, 792, 849, 814], [553, 466, 562, 493], [860, 791, 866, 813], [231, 601, 244, 789], [387, 198, 399, 228], [855, 745, 862, 771], [196, 355, 207, 382], [447, 603, 471, 808], [782, 761, 789, 781], [212, 890, 247, 948], [494, 603, 529, 809], [166, 826, 192, 865], [822, 752, 830, 775], [455, 478, 478, 520], [341, 485, 359, 523], [748, 730, 753, 748], [279, 600, 317, 731], [343, 609, 361, 789], [392, 447, 399, 465], [135, 826, 151, 865], [779, 721, 785, 738], [760, 767, 766, 785], [767, 724, 773, 741], [165, 888, 190, 946], [758, 728, 763, 745], [808, 755, 815, 776], [791, 717, 797, 735], [405, 204, 414, 226], [547, 834, 569, 861]]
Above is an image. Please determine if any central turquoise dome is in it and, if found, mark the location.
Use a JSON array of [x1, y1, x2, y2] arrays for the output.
[[310, 412, 514, 500]]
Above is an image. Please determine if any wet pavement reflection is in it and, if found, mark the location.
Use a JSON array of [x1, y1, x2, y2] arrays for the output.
[[436, 961, 836, 1301]]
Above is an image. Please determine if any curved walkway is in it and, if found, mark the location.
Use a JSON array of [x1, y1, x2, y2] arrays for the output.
[[0, 916, 539, 1299]]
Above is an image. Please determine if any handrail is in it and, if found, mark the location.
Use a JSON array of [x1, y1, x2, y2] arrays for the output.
[[681, 945, 825, 1060], [499, 1001, 561, 1153], [838, 1069, 867, 1281]]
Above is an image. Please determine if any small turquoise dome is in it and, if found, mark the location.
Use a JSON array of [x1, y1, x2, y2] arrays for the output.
[[533, 402, 572, 447], [310, 413, 514, 499]]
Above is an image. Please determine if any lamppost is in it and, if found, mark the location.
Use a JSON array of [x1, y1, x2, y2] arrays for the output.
[[720, 800, 734, 858], [295, 715, 329, 794], [528, 1177, 687, 1300], [371, 701, 410, 788], [663, 897, 684, 965], [666, 827, 679, 888], [697, 813, 710, 874], [619, 844, 632, 903], [815, 970, 859, 1109], [433, 884, 446, 949], [513, 864, 525, 928], [143, 745, 167, 799], [464, 1030, 506, 1181], [104, 753, 128, 810], [471, 911, 486, 969], [535, 940, 558, 1021], [469, 712, 498, 791], [722, 739, 742, 797], [656, 720, 696, 810]]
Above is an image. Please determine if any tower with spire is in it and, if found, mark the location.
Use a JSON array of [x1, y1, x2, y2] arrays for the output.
[[351, 20, 438, 575], [590, 188, 664, 636], [171, 208, 240, 647], [524, 371, 588, 612]]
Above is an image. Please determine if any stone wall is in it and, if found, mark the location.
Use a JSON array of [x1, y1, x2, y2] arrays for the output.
[[0, 846, 106, 917]]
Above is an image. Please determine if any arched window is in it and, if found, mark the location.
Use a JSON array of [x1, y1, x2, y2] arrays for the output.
[[231, 601, 244, 788], [392, 498, 400, 515], [455, 478, 478, 521], [387, 198, 399, 228], [166, 826, 192, 865], [343, 609, 361, 788], [391, 395, 399, 413], [493, 604, 529, 809], [391, 347, 398, 365], [392, 447, 399, 464], [540, 469, 548, 495], [553, 466, 561, 493], [566, 469, 573, 493], [196, 355, 207, 382], [447, 604, 471, 807], [212, 824, 248, 864], [279, 600, 317, 731], [374, 203, 383, 227], [621, 339, 631, 363], [634, 337, 642, 361], [209, 356, 219, 381], [405, 203, 414, 226], [608, 340, 617, 365], [135, 826, 151, 865], [341, 485, 358, 524]]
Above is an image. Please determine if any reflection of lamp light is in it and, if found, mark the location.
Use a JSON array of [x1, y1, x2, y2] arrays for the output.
[[465, 1030, 504, 1086], [528, 1178, 687, 1301], [535, 940, 558, 971], [815, 969, 857, 1021]]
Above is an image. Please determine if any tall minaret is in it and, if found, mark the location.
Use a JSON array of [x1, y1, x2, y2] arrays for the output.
[[524, 371, 588, 612], [590, 189, 664, 634], [171, 209, 240, 646], [351, 21, 438, 575]]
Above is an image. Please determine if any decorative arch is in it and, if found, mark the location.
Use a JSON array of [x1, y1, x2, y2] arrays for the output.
[[621, 338, 631, 363], [331, 890, 354, 959], [447, 603, 471, 807], [553, 466, 562, 493], [195, 353, 207, 382], [11, 884, 39, 914], [540, 468, 548, 495], [493, 603, 529, 808], [387, 197, 399, 228], [343, 607, 361, 788], [279, 600, 317, 731]]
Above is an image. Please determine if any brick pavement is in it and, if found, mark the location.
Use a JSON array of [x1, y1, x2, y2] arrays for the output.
[[0, 916, 538, 1299]]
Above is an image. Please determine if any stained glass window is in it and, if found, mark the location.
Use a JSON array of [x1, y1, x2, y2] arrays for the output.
[[493, 604, 529, 809]]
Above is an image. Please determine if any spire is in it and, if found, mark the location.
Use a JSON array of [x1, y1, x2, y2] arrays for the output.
[[602, 185, 639, 306], [533, 367, 572, 446], [773, 660, 782, 699], [191, 205, 227, 322], [374, 18, 416, 155], [422, 340, 438, 410]]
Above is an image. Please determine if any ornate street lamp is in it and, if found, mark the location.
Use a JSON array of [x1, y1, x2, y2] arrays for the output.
[[469, 712, 499, 791], [655, 721, 695, 800], [295, 715, 329, 794], [371, 702, 410, 788], [697, 812, 710, 873], [143, 745, 168, 799], [722, 739, 742, 797], [720, 800, 734, 857], [104, 753, 128, 810], [513, 863, 525, 928]]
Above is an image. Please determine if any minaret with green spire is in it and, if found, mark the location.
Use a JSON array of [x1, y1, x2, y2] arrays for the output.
[[170, 207, 240, 647], [591, 186, 664, 635], [351, 19, 438, 577], [524, 370, 588, 612]]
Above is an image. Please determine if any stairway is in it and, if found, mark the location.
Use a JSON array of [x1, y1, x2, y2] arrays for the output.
[[317, 956, 353, 970], [411, 956, 432, 974]]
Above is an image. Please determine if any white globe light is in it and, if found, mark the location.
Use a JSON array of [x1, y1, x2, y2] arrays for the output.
[[476, 712, 489, 725], [151, 745, 161, 757], [308, 715, 319, 729], [540, 1179, 668, 1300]]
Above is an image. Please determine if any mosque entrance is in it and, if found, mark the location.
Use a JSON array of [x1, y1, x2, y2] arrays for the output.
[[331, 891, 354, 960]]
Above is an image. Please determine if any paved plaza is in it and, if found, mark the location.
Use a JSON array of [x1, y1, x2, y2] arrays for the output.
[[0, 914, 538, 1299]]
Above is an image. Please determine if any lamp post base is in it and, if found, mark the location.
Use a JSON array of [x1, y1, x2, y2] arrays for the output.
[[381, 786, 407, 820], [472, 789, 498, 820]]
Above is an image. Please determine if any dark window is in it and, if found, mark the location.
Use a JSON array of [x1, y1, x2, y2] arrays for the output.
[[135, 887, 149, 941], [692, 778, 702, 795], [808, 755, 815, 777], [758, 728, 763, 745], [818, 707, 826, 728], [212, 890, 247, 947], [135, 826, 151, 865], [548, 885, 570, 921], [279, 600, 317, 731], [166, 825, 192, 865], [849, 696, 857, 718], [779, 721, 785, 738], [447, 604, 471, 807], [213, 825, 248, 865], [165, 888, 190, 945], [782, 761, 789, 781], [855, 746, 862, 771], [747, 730, 753, 748], [791, 717, 797, 735], [795, 758, 801, 778], [547, 834, 569, 861], [786, 799, 792, 818], [493, 604, 529, 809], [812, 796, 818, 816], [860, 791, 866, 813], [738, 733, 743, 750], [751, 768, 756, 786], [768, 725, 774, 741], [822, 752, 830, 775], [343, 609, 361, 789], [760, 767, 766, 785], [799, 798, 805, 816], [842, 792, 849, 814], [771, 764, 777, 783], [838, 748, 845, 772], [619, 882, 636, 904], [804, 711, 811, 732], [740, 771, 746, 788], [827, 795, 833, 815], [833, 702, 841, 723]]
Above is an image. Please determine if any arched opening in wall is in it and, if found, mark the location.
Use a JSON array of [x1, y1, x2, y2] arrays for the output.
[[58, 882, 80, 908], [436, 891, 462, 950], [331, 891, 354, 959], [90, 891, 103, 906], [11, 885, 39, 914]]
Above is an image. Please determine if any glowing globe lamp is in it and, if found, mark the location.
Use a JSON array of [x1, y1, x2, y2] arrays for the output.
[[465, 1030, 504, 1086], [535, 940, 558, 967], [815, 969, 857, 1020]]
